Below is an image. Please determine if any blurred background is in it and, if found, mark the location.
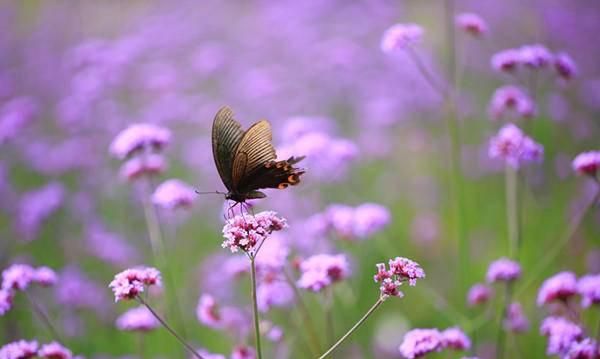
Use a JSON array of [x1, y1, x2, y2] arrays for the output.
[[0, 0, 598, 358]]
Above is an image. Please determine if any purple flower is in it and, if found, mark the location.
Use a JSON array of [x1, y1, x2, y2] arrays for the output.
[[0, 339, 39, 359], [257, 279, 294, 313], [572, 151, 600, 178], [489, 86, 536, 120], [116, 305, 159, 332], [491, 49, 521, 73], [297, 254, 350, 292], [109, 267, 162, 302], [194, 348, 227, 359], [488, 124, 543, 169], [374, 257, 424, 298], [32, 267, 58, 287], [152, 179, 196, 210], [109, 123, 171, 160], [537, 271, 578, 306], [441, 327, 471, 351], [399, 329, 443, 359], [388, 257, 425, 286], [231, 345, 255, 359], [221, 211, 287, 253], [518, 44, 553, 69], [540, 316, 584, 356], [467, 283, 493, 306], [38, 341, 73, 359], [455, 13, 488, 37], [373, 263, 391, 283], [0, 289, 13, 316], [504, 302, 529, 332], [2, 264, 34, 291], [554, 52, 577, 81], [379, 278, 404, 298], [486, 257, 521, 283], [0, 96, 38, 145], [324, 203, 390, 240], [86, 227, 140, 267], [55, 266, 108, 312], [16, 182, 65, 242], [577, 274, 600, 308], [119, 154, 167, 181], [381, 23, 424, 53], [564, 338, 598, 359], [196, 294, 223, 329]]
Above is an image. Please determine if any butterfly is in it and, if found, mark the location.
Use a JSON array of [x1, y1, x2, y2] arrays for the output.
[[212, 106, 305, 206]]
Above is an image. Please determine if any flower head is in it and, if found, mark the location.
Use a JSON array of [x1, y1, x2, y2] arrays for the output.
[[564, 338, 598, 359], [489, 86, 536, 120], [116, 305, 159, 332], [221, 211, 287, 253], [2, 264, 34, 291], [119, 154, 167, 181], [540, 316, 583, 356], [504, 302, 529, 332], [374, 257, 424, 299], [325, 203, 391, 240], [488, 124, 543, 169], [486, 257, 521, 283], [231, 345, 255, 359], [109, 267, 162, 302], [537, 271, 578, 306], [518, 44, 553, 69], [554, 52, 577, 81], [467, 283, 493, 306], [399, 329, 443, 359], [33, 267, 58, 287], [381, 23, 424, 53], [196, 294, 222, 329], [455, 13, 488, 37], [388, 257, 426, 286], [109, 123, 171, 160], [0, 340, 39, 359], [16, 182, 65, 242], [441, 327, 471, 351], [38, 341, 73, 359], [491, 49, 521, 73], [572, 151, 600, 178], [152, 179, 196, 210], [0, 289, 14, 316], [577, 274, 600, 308], [297, 254, 350, 292]]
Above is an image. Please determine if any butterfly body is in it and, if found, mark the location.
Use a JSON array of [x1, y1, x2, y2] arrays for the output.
[[212, 106, 305, 204]]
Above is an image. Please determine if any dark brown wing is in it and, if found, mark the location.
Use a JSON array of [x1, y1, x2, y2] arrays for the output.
[[231, 120, 276, 189], [212, 106, 245, 191], [237, 156, 306, 193]]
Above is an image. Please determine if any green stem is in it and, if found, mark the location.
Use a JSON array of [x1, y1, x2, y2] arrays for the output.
[[249, 255, 263, 359], [505, 165, 519, 259], [283, 270, 322, 355], [25, 291, 64, 343], [137, 296, 204, 359], [495, 282, 513, 359], [318, 297, 384, 359], [325, 287, 335, 348]]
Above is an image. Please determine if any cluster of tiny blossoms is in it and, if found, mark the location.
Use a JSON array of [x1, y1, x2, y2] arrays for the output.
[[373, 257, 425, 299], [221, 211, 287, 253], [488, 124, 543, 169], [572, 151, 600, 178], [399, 327, 470, 359], [1, 264, 57, 316], [108, 267, 161, 302], [0, 340, 79, 359], [491, 44, 577, 81], [296, 254, 350, 292]]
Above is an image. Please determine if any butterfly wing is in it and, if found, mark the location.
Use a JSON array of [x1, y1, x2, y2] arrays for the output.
[[212, 106, 245, 191], [238, 156, 306, 193], [231, 120, 277, 189]]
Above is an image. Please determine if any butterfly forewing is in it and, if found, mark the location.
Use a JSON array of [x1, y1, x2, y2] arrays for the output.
[[212, 106, 245, 191], [231, 120, 277, 188]]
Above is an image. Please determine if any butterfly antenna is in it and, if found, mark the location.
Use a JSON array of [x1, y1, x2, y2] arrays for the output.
[[195, 190, 226, 196]]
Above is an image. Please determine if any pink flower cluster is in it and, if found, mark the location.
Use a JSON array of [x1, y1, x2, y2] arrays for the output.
[[488, 124, 543, 169], [572, 151, 600, 178], [0, 340, 77, 359], [116, 305, 159, 332], [108, 267, 162, 302], [297, 254, 350, 292], [381, 23, 424, 53], [322, 203, 391, 240], [455, 13, 488, 37], [196, 293, 248, 336], [492, 44, 576, 80], [504, 302, 529, 332], [540, 316, 585, 356], [537, 271, 578, 306], [488, 85, 536, 120], [1, 264, 57, 316], [373, 257, 425, 299], [399, 327, 470, 359], [577, 274, 600, 308], [221, 211, 287, 253], [152, 178, 196, 210], [467, 283, 493, 306], [486, 257, 521, 283]]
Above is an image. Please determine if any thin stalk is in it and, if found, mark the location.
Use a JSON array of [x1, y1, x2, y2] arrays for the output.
[[137, 296, 204, 359], [25, 291, 64, 343], [505, 165, 519, 259], [283, 270, 322, 354], [324, 287, 335, 348], [516, 186, 600, 297], [138, 333, 145, 359], [406, 48, 447, 97], [318, 297, 384, 359], [249, 255, 263, 359], [495, 282, 513, 359]]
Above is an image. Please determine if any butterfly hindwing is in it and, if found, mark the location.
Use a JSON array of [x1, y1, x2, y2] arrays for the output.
[[212, 106, 245, 191], [237, 156, 305, 193], [231, 120, 277, 189]]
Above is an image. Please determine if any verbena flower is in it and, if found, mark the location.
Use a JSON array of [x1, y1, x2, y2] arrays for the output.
[[193, 348, 227, 359], [572, 151, 600, 178], [108, 267, 162, 302], [455, 13, 488, 37], [389, 257, 426, 286], [16, 182, 65, 242], [231, 345, 256, 359], [116, 305, 159, 332], [38, 341, 73, 359], [518, 44, 553, 69], [491, 49, 522, 73], [577, 274, 600, 308], [196, 294, 222, 329], [2, 264, 35, 291], [441, 327, 471, 351], [486, 257, 521, 283], [504, 302, 529, 332], [467, 283, 492, 306], [488, 124, 543, 169], [488, 86, 536, 120], [540, 316, 583, 356], [381, 23, 424, 53], [399, 329, 443, 359], [56, 266, 108, 312], [109, 123, 171, 160], [536, 271, 578, 306], [564, 338, 598, 359], [325, 203, 391, 240], [221, 211, 287, 253], [152, 179, 196, 210], [0, 96, 38, 144], [374, 257, 425, 299], [119, 154, 167, 181], [257, 279, 294, 313], [33, 267, 58, 287], [554, 52, 577, 81], [297, 254, 350, 292], [0, 289, 14, 316], [0, 339, 39, 359]]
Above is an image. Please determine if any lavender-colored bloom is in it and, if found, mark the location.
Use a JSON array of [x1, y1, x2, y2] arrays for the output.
[[116, 305, 159, 332], [109, 123, 171, 160], [119, 154, 167, 181], [504, 302, 529, 332], [32, 267, 58, 287], [257, 279, 294, 313], [572, 151, 600, 177], [537, 271, 578, 306], [564, 338, 598, 359], [55, 266, 108, 312], [518, 44, 553, 69], [467, 283, 493, 306], [353, 203, 391, 238], [196, 294, 223, 329], [441, 327, 471, 351], [297, 254, 350, 292], [455, 13, 488, 37], [194, 348, 227, 359], [540, 316, 584, 356], [486, 257, 521, 283], [109, 267, 162, 302], [491, 49, 521, 73], [388, 257, 425, 286], [488, 86, 536, 120], [399, 329, 443, 359], [379, 278, 404, 298], [0, 339, 39, 359], [152, 179, 196, 210], [554, 52, 577, 81], [577, 274, 600, 308], [1, 264, 34, 291], [221, 211, 287, 253], [0, 289, 14, 316], [231, 345, 255, 359], [38, 341, 73, 359], [16, 182, 65, 242], [373, 263, 391, 283], [488, 124, 543, 169], [0, 97, 38, 144], [375, 257, 424, 298], [86, 227, 140, 267], [381, 23, 424, 53]]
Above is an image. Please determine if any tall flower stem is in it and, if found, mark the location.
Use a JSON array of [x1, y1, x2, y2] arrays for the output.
[[283, 270, 322, 355], [137, 296, 204, 359], [495, 282, 513, 359], [318, 297, 384, 359], [324, 287, 335, 347], [249, 255, 263, 359], [505, 165, 519, 259], [25, 291, 64, 344]]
